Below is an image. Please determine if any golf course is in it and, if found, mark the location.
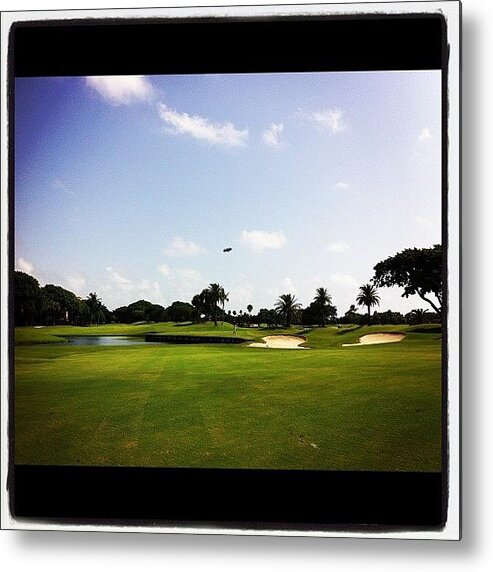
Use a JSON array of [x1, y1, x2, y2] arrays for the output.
[[14, 321, 442, 472], [13, 72, 445, 477]]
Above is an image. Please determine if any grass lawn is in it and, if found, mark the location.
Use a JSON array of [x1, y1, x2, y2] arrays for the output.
[[14, 321, 255, 344], [14, 323, 442, 471]]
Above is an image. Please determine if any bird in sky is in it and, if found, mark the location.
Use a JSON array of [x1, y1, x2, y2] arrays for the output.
[[223, 247, 232, 253]]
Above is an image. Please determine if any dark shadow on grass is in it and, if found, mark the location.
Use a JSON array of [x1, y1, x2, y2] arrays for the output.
[[336, 325, 363, 336], [408, 326, 442, 334]]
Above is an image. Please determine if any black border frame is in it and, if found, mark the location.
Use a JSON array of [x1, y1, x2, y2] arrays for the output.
[[6, 6, 452, 534]]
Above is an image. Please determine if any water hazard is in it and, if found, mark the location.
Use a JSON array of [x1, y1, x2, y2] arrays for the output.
[[64, 336, 151, 346]]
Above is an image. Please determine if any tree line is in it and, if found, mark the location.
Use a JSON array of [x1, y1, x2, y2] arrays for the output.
[[13, 244, 442, 328], [13, 272, 197, 327], [13, 272, 113, 327]]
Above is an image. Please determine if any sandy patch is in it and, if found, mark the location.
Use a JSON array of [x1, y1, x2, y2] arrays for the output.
[[249, 335, 308, 349], [342, 333, 405, 347]]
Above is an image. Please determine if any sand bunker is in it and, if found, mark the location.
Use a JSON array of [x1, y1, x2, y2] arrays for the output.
[[249, 335, 308, 349], [342, 333, 405, 347]]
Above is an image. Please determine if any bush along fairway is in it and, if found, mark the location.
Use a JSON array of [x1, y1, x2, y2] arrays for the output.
[[14, 323, 441, 472]]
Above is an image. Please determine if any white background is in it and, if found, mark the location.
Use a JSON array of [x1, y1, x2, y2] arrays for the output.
[[1, 0, 490, 569]]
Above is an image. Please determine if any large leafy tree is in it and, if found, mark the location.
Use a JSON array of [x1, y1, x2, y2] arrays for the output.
[[113, 300, 166, 323], [167, 301, 194, 322], [257, 308, 278, 328], [42, 284, 85, 325], [14, 271, 40, 326], [373, 245, 442, 316], [77, 298, 91, 325], [125, 299, 154, 322], [275, 293, 302, 328], [356, 283, 380, 326], [313, 287, 333, 327], [40, 293, 60, 326], [146, 304, 168, 323]]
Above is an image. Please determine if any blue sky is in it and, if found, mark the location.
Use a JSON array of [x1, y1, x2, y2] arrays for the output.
[[15, 71, 441, 315]]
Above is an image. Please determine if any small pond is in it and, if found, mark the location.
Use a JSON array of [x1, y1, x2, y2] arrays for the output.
[[64, 336, 151, 346]]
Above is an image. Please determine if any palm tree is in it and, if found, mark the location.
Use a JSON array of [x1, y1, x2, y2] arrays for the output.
[[207, 283, 222, 326], [219, 288, 229, 325], [86, 292, 103, 325], [356, 283, 380, 326], [247, 304, 253, 326], [313, 287, 332, 327], [275, 293, 302, 328]]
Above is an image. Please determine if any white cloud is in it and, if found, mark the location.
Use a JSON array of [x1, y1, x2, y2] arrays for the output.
[[157, 103, 248, 147], [266, 278, 301, 304], [168, 268, 205, 301], [418, 126, 431, 141], [136, 279, 163, 300], [240, 230, 287, 252], [262, 123, 284, 148], [157, 263, 172, 277], [156, 263, 205, 301], [173, 268, 203, 285], [65, 275, 86, 294], [327, 241, 350, 253], [281, 277, 298, 294], [86, 76, 155, 105], [334, 182, 350, 190], [16, 257, 34, 274], [311, 108, 345, 134], [230, 282, 254, 308], [103, 267, 164, 308], [105, 267, 133, 291], [330, 272, 359, 288], [164, 237, 206, 258]]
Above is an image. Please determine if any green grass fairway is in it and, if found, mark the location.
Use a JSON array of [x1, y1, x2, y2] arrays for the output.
[[14, 324, 442, 471]]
